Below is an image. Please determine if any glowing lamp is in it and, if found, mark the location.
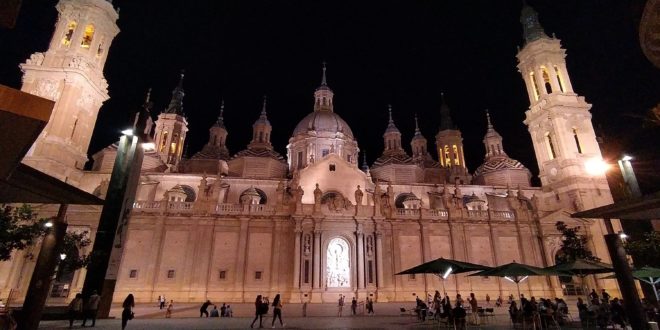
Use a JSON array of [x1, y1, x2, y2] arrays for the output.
[[584, 158, 609, 176], [121, 129, 134, 136], [44, 221, 53, 228], [618, 231, 628, 240], [621, 155, 633, 162], [141, 142, 156, 151], [60, 253, 67, 260], [442, 266, 453, 279]]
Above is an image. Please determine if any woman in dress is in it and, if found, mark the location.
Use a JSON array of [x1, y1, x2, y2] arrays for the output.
[[121, 294, 135, 330], [271, 293, 284, 328]]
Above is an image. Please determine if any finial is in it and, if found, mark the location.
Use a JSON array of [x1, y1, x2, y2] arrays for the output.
[[485, 109, 493, 129], [145, 87, 152, 103], [321, 61, 327, 86], [414, 113, 420, 133], [178, 69, 185, 87], [218, 99, 225, 121], [261, 95, 268, 115], [388, 104, 393, 123]]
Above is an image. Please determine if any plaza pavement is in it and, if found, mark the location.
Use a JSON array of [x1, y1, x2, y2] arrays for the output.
[[38, 302, 584, 329]]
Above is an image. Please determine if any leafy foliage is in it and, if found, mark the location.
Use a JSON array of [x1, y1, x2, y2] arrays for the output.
[[0, 204, 92, 273], [0, 204, 48, 261], [555, 221, 600, 263], [624, 231, 660, 267]]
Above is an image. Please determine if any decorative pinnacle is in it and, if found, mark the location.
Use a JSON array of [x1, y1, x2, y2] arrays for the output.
[[414, 113, 420, 133], [388, 104, 393, 124], [145, 87, 152, 103], [178, 69, 185, 87], [321, 61, 327, 86], [219, 99, 225, 121], [261, 95, 268, 115], [485, 109, 493, 129]]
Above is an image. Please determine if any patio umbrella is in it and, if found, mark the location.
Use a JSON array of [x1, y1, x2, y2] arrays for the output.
[[396, 257, 491, 292], [469, 261, 565, 302], [545, 258, 614, 296], [602, 267, 660, 302]]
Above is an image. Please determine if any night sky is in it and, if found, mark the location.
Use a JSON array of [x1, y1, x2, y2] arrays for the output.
[[2, 0, 659, 190]]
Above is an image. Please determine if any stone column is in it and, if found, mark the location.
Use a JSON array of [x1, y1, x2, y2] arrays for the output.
[[546, 62, 561, 93], [292, 228, 302, 289], [558, 63, 574, 93], [535, 68, 548, 95], [313, 230, 321, 289], [356, 230, 365, 290], [235, 218, 250, 294], [375, 231, 384, 290]]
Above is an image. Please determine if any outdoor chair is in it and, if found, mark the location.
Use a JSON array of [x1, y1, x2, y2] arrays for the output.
[[483, 308, 495, 324]]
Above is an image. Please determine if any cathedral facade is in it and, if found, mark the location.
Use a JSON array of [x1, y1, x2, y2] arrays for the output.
[[0, 0, 622, 304]]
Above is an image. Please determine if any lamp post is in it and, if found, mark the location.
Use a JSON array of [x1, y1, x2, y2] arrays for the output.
[[81, 129, 146, 318], [618, 155, 642, 198], [584, 158, 648, 329]]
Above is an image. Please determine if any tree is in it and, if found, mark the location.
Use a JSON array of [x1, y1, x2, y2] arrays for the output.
[[624, 231, 660, 267], [0, 204, 91, 272], [555, 221, 600, 263]]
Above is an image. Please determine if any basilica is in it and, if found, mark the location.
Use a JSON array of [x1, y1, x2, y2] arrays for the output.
[[0, 0, 621, 304]]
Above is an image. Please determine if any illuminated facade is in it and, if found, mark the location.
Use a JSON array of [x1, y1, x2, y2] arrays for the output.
[[1, 0, 624, 305]]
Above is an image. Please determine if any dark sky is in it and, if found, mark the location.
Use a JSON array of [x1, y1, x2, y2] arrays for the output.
[[2, 0, 659, 190]]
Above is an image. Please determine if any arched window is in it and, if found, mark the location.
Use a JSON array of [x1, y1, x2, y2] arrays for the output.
[[258, 131, 263, 142], [529, 71, 540, 100], [61, 21, 77, 46], [326, 237, 350, 288], [545, 132, 557, 159], [180, 185, 197, 202], [554, 65, 565, 92], [170, 133, 178, 154], [213, 135, 217, 146], [453, 145, 460, 166], [573, 128, 582, 154], [160, 131, 168, 152], [541, 67, 552, 94], [444, 146, 450, 166], [80, 24, 94, 49]]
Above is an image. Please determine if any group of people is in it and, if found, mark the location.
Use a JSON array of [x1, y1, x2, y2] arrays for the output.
[[337, 295, 375, 316], [576, 289, 628, 328], [156, 295, 174, 318], [414, 291, 475, 328], [67, 290, 101, 328], [250, 294, 284, 328], [509, 294, 572, 328]]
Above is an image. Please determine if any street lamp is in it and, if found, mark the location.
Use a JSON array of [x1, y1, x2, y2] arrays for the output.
[[584, 158, 610, 176], [120, 128, 134, 136], [59, 253, 66, 260], [617, 155, 641, 198], [44, 221, 53, 228]]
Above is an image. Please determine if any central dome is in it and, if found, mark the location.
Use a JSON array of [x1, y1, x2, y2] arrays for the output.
[[292, 111, 354, 139]]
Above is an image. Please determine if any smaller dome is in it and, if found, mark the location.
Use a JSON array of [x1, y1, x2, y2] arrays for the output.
[[464, 192, 485, 204], [242, 187, 261, 198], [292, 111, 354, 139], [170, 184, 186, 194], [474, 157, 528, 176]]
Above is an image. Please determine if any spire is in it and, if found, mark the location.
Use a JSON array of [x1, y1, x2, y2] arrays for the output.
[[321, 61, 327, 86], [385, 104, 400, 133], [520, 1, 548, 43], [414, 113, 421, 135], [215, 99, 226, 128], [254, 95, 270, 125], [483, 109, 506, 158], [439, 92, 455, 131], [362, 150, 369, 171], [165, 70, 185, 114], [142, 87, 153, 111], [486, 109, 493, 130]]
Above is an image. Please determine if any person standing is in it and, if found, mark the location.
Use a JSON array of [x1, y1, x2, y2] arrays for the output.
[[351, 297, 357, 315], [81, 290, 100, 327], [226, 305, 233, 317], [210, 305, 219, 317], [68, 293, 83, 328], [302, 301, 307, 317], [469, 292, 479, 325], [271, 293, 285, 328], [200, 300, 212, 317], [220, 303, 227, 317], [165, 300, 173, 318], [600, 289, 610, 304], [121, 294, 135, 330], [338, 295, 345, 317], [159, 295, 166, 310], [250, 295, 264, 328], [485, 294, 491, 306]]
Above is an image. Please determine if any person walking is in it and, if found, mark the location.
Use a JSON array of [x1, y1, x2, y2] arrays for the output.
[[121, 294, 135, 330], [81, 290, 100, 327], [271, 293, 284, 328], [351, 297, 357, 315], [165, 300, 173, 318], [251, 295, 264, 328], [200, 300, 212, 317], [338, 295, 345, 317], [68, 293, 83, 328]]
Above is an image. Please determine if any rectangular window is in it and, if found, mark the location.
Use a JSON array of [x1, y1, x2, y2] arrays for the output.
[[322, 149, 329, 157], [573, 128, 582, 154], [329, 164, 336, 171], [546, 133, 557, 159], [167, 270, 176, 279], [368, 260, 374, 284], [129, 269, 138, 278], [297, 152, 303, 169], [304, 260, 310, 284], [255, 271, 262, 280], [219, 270, 227, 280]]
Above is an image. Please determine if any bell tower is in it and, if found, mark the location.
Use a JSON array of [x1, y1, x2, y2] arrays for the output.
[[517, 3, 612, 210], [20, 0, 119, 184], [154, 72, 189, 168]]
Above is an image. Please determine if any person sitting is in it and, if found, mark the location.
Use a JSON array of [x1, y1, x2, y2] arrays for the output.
[[509, 301, 521, 324], [495, 295, 503, 307], [226, 305, 233, 317], [210, 305, 219, 317], [415, 297, 428, 321]]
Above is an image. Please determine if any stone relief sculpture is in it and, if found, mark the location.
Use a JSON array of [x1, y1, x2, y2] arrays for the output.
[[303, 234, 311, 256], [366, 235, 374, 257], [354, 185, 363, 206], [326, 237, 350, 288]]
